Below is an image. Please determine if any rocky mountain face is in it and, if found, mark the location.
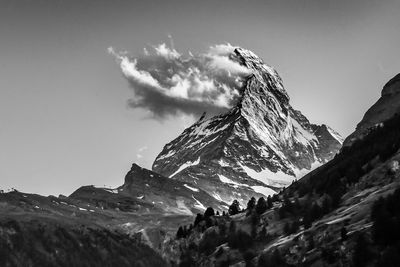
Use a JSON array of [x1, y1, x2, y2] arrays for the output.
[[343, 73, 400, 147], [153, 47, 342, 205], [70, 163, 226, 224], [120, 163, 227, 214]]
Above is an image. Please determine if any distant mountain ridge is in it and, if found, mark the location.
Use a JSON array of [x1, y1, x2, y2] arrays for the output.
[[70, 163, 226, 217], [153, 47, 343, 205], [343, 73, 400, 147]]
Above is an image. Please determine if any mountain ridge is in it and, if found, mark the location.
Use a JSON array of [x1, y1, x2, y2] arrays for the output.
[[343, 72, 400, 147]]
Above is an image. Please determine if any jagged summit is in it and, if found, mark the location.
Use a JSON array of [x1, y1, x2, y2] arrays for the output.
[[124, 163, 150, 184], [152, 46, 342, 205], [234, 47, 289, 104]]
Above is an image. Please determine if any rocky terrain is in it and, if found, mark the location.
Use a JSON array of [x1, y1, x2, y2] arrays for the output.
[[0, 163, 226, 266], [0, 190, 167, 266], [72, 163, 226, 217], [162, 73, 400, 267], [153, 47, 342, 205]]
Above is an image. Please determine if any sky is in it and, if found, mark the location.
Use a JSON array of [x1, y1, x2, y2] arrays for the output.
[[1, 0, 400, 196]]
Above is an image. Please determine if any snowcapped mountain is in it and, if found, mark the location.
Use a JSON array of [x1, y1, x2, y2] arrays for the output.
[[152, 47, 343, 205], [343, 73, 400, 147]]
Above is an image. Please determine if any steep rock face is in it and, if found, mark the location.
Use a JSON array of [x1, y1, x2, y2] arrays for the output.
[[152, 47, 342, 205], [343, 73, 400, 147]]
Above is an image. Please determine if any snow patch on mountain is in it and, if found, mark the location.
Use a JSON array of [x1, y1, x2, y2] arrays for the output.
[[240, 164, 294, 186], [169, 157, 201, 178], [212, 193, 224, 202], [291, 119, 318, 146], [192, 195, 206, 210], [218, 159, 230, 167], [176, 199, 194, 215], [327, 126, 344, 144], [156, 149, 176, 160], [251, 186, 276, 197], [184, 184, 199, 192], [293, 161, 322, 178], [218, 174, 240, 185]]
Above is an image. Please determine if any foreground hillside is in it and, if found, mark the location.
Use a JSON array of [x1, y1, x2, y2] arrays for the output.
[[0, 160, 230, 266], [163, 102, 400, 266], [0, 191, 167, 266]]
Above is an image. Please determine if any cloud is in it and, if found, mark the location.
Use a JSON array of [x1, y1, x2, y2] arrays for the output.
[[136, 146, 148, 159], [108, 42, 251, 119]]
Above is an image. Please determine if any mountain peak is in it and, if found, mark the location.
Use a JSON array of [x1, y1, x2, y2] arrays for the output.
[[152, 46, 342, 205], [234, 48, 290, 105], [124, 163, 152, 185]]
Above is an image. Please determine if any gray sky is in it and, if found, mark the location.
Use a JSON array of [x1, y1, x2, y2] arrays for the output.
[[1, 0, 399, 196]]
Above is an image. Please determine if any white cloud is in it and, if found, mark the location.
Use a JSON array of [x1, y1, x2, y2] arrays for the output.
[[120, 57, 161, 89], [109, 42, 252, 119], [136, 146, 148, 160], [207, 43, 236, 55], [154, 43, 180, 59], [207, 54, 250, 74], [138, 146, 148, 152]]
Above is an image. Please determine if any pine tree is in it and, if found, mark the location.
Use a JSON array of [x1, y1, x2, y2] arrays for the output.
[[204, 207, 215, 218], [267, 195, 273, 209], [271, 194, 279, 202], [183, 225, 188, 237], [194, 213, 204, 226], [229, 200, 240, 215], [256, 197, 268, 215], [247, 197, 256, 210]]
